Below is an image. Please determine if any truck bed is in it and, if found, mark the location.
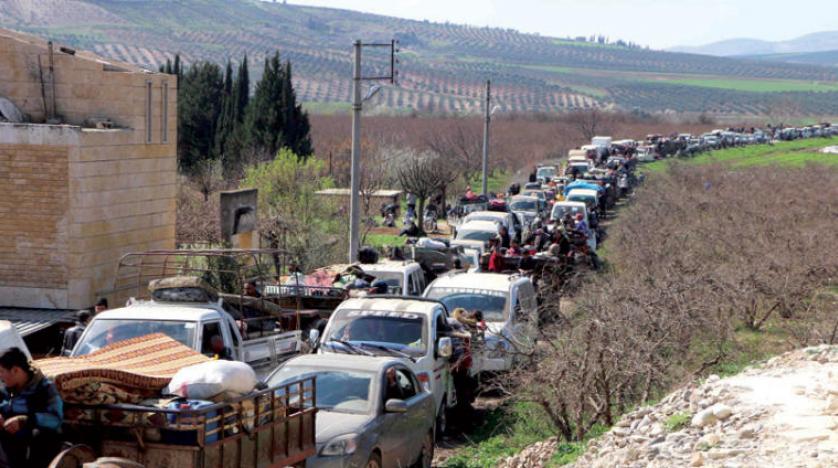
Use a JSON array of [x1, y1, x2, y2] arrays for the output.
[[62, 377, 317, 468]]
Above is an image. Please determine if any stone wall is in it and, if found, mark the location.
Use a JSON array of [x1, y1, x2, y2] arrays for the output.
[[0, 141, 69, 308], [0, 28, 177, 309]]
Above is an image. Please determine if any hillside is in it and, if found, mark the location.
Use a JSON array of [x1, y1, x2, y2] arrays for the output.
[[672, 31, 838, 56], [744, 50, 838, 68], [502, 346, 838, 467], [3, 0, 838, 115]]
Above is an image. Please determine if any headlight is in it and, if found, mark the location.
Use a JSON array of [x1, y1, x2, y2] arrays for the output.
[[320, 433, 360, 456]]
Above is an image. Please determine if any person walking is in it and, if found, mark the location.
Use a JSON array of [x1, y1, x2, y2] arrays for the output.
[[61, 309, 90, 356]]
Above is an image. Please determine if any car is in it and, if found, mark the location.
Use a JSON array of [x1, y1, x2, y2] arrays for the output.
[[635, 146, 656, 162], [508, 195, 543, 229], [550, 201, 597, 252], [424, 272, 538, 374], [268, 354, 435, 468], [463, 211, 520, 243], [314, 297, 456, 438], [454, 220, 500, 246], [535, 165, 557, 183], [361, 261, 427, 297], [566, 188, 599, 212]]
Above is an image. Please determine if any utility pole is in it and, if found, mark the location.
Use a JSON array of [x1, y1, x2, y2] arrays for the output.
[[348, 40, 398, 263], [481, 80, 491, 196]]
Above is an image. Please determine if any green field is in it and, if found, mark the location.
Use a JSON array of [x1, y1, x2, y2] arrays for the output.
[[643, 138, 838, 173], [649, 77, 838, 93]]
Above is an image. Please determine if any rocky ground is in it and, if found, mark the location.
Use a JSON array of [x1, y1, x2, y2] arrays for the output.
[[499, 345, 838, 468]]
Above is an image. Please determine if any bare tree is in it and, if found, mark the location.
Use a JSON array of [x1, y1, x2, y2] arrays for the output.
[[359, 147, 394, 243], [190, 158, 224, 201], [424, 121, 483, 186], [394, 148, 450, 231], [570, 108, 610, 141]]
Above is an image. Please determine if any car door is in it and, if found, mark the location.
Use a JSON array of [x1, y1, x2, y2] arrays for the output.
[[394, 366, 430, 464], [379, 365, 419, 467]]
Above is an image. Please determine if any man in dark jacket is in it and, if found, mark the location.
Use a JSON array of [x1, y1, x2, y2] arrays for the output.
[[0, 348, 63, 467], [61, 309, 90, 356]]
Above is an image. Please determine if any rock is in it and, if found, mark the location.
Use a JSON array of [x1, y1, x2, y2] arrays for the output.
[[738, 427, 755, 439], [707, 374, 721, 384], [711, 403, 733, 420], [692, 408, 717, 427], [691, 452, 704, 466], [698, 433, 721, 448]]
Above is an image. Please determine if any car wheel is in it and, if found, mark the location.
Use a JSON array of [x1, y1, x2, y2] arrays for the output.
[[366, 451, 382, 468], [415, 430, 434, 468], [435, 400, 448, 440]]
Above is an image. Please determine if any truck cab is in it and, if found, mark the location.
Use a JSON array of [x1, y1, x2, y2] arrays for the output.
[[424, 272, 538, 374], [72, 277, 302, 377], [360, 261, 427, 297], [315, 297, 456, 435]]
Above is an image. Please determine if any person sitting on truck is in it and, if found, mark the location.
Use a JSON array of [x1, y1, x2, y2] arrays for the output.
[[488, 246, 505, 273], [497, 226, 511, 249], [465, 185, 477, 200], [61, 309, 91, 356], [507, 241, 522, 257], [573, 213, 590, 238], [244, 281, 262, 298], [0, 348, 63, 468], [519, 249, 537, 274]]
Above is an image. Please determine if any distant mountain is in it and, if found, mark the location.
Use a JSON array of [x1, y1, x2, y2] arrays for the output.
[[672, 31, 838, 57], [3, 0, 838, 115]]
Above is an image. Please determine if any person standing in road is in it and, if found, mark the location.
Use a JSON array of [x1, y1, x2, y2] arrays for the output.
[[61, 309, 91, 356]]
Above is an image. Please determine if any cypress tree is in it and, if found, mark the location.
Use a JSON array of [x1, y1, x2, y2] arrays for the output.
[[243, 52, 285, 160], [234, 54, 250, 123], [177, 62, 224, 172], [280, 61, 312, 158], [214, 60, 235, 163]]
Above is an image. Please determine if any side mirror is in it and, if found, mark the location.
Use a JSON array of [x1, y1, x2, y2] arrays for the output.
[[437, 337, 453, 359], [385, 399, 408, 413], [308, 329, 321, 347]]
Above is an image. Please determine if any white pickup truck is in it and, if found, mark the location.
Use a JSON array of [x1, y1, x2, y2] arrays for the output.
[[312, 296, 457, 437], [424, 272, 538, 374], [71, 278, 302, 377]]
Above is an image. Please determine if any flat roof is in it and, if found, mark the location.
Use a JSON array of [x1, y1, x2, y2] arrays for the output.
[[316, 189, 402, 197], [0, 308, 75, 337]]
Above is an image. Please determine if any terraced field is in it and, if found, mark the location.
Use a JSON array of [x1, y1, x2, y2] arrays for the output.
[[3, 0, 838, 115]]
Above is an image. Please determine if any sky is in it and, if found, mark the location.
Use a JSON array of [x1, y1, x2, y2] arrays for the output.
[[281, 0, 837, 49]]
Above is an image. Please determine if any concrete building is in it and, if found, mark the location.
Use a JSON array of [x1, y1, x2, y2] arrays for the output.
[[0, 29, 177, 310]]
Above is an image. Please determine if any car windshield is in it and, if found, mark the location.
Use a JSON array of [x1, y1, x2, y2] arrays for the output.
[[510, 200, 537, 212], [326, 309, 427, 356], [367, 271, 403, 294], [537, 168, 555, 177], [73, 319, 196, 356], [456, 229, 497, 242], [269, 367, 373, 414], [552, 205, 585, 220], [522, 191, 544, 200], [425, 288, 508, 322]]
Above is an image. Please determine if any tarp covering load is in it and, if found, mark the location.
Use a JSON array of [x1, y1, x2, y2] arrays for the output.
[[36, 333, 209, 405]]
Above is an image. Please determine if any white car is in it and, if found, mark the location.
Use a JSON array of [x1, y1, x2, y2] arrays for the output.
[[424, 272, 538, 374], [361, 261, 427, 297], [463, 211, 520, 243], [454, 220, 500, 246], [315, 297, 456, 436], [550, 201, 597, 252]]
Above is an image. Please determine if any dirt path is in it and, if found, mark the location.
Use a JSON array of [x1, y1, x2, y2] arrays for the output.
[[432, 395, 509, 467]]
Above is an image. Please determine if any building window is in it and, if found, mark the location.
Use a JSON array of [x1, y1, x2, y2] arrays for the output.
[[146, 81, 153, 143], [161, 81, 168, 143]]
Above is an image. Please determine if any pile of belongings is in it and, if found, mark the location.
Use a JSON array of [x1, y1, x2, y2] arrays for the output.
[[36, 333, 209, 405]]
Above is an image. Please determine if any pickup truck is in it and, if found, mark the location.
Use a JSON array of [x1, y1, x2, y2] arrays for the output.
[[424, 272, 538, 374], [312, 296, 458, 438], [71, 277, 302, 377]]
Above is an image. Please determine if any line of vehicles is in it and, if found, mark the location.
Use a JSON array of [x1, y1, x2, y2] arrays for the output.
[[25, 122, 835, 468]]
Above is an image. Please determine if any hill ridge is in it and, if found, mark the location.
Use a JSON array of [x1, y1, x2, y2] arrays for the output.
[[3, 0, 838, 115]]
